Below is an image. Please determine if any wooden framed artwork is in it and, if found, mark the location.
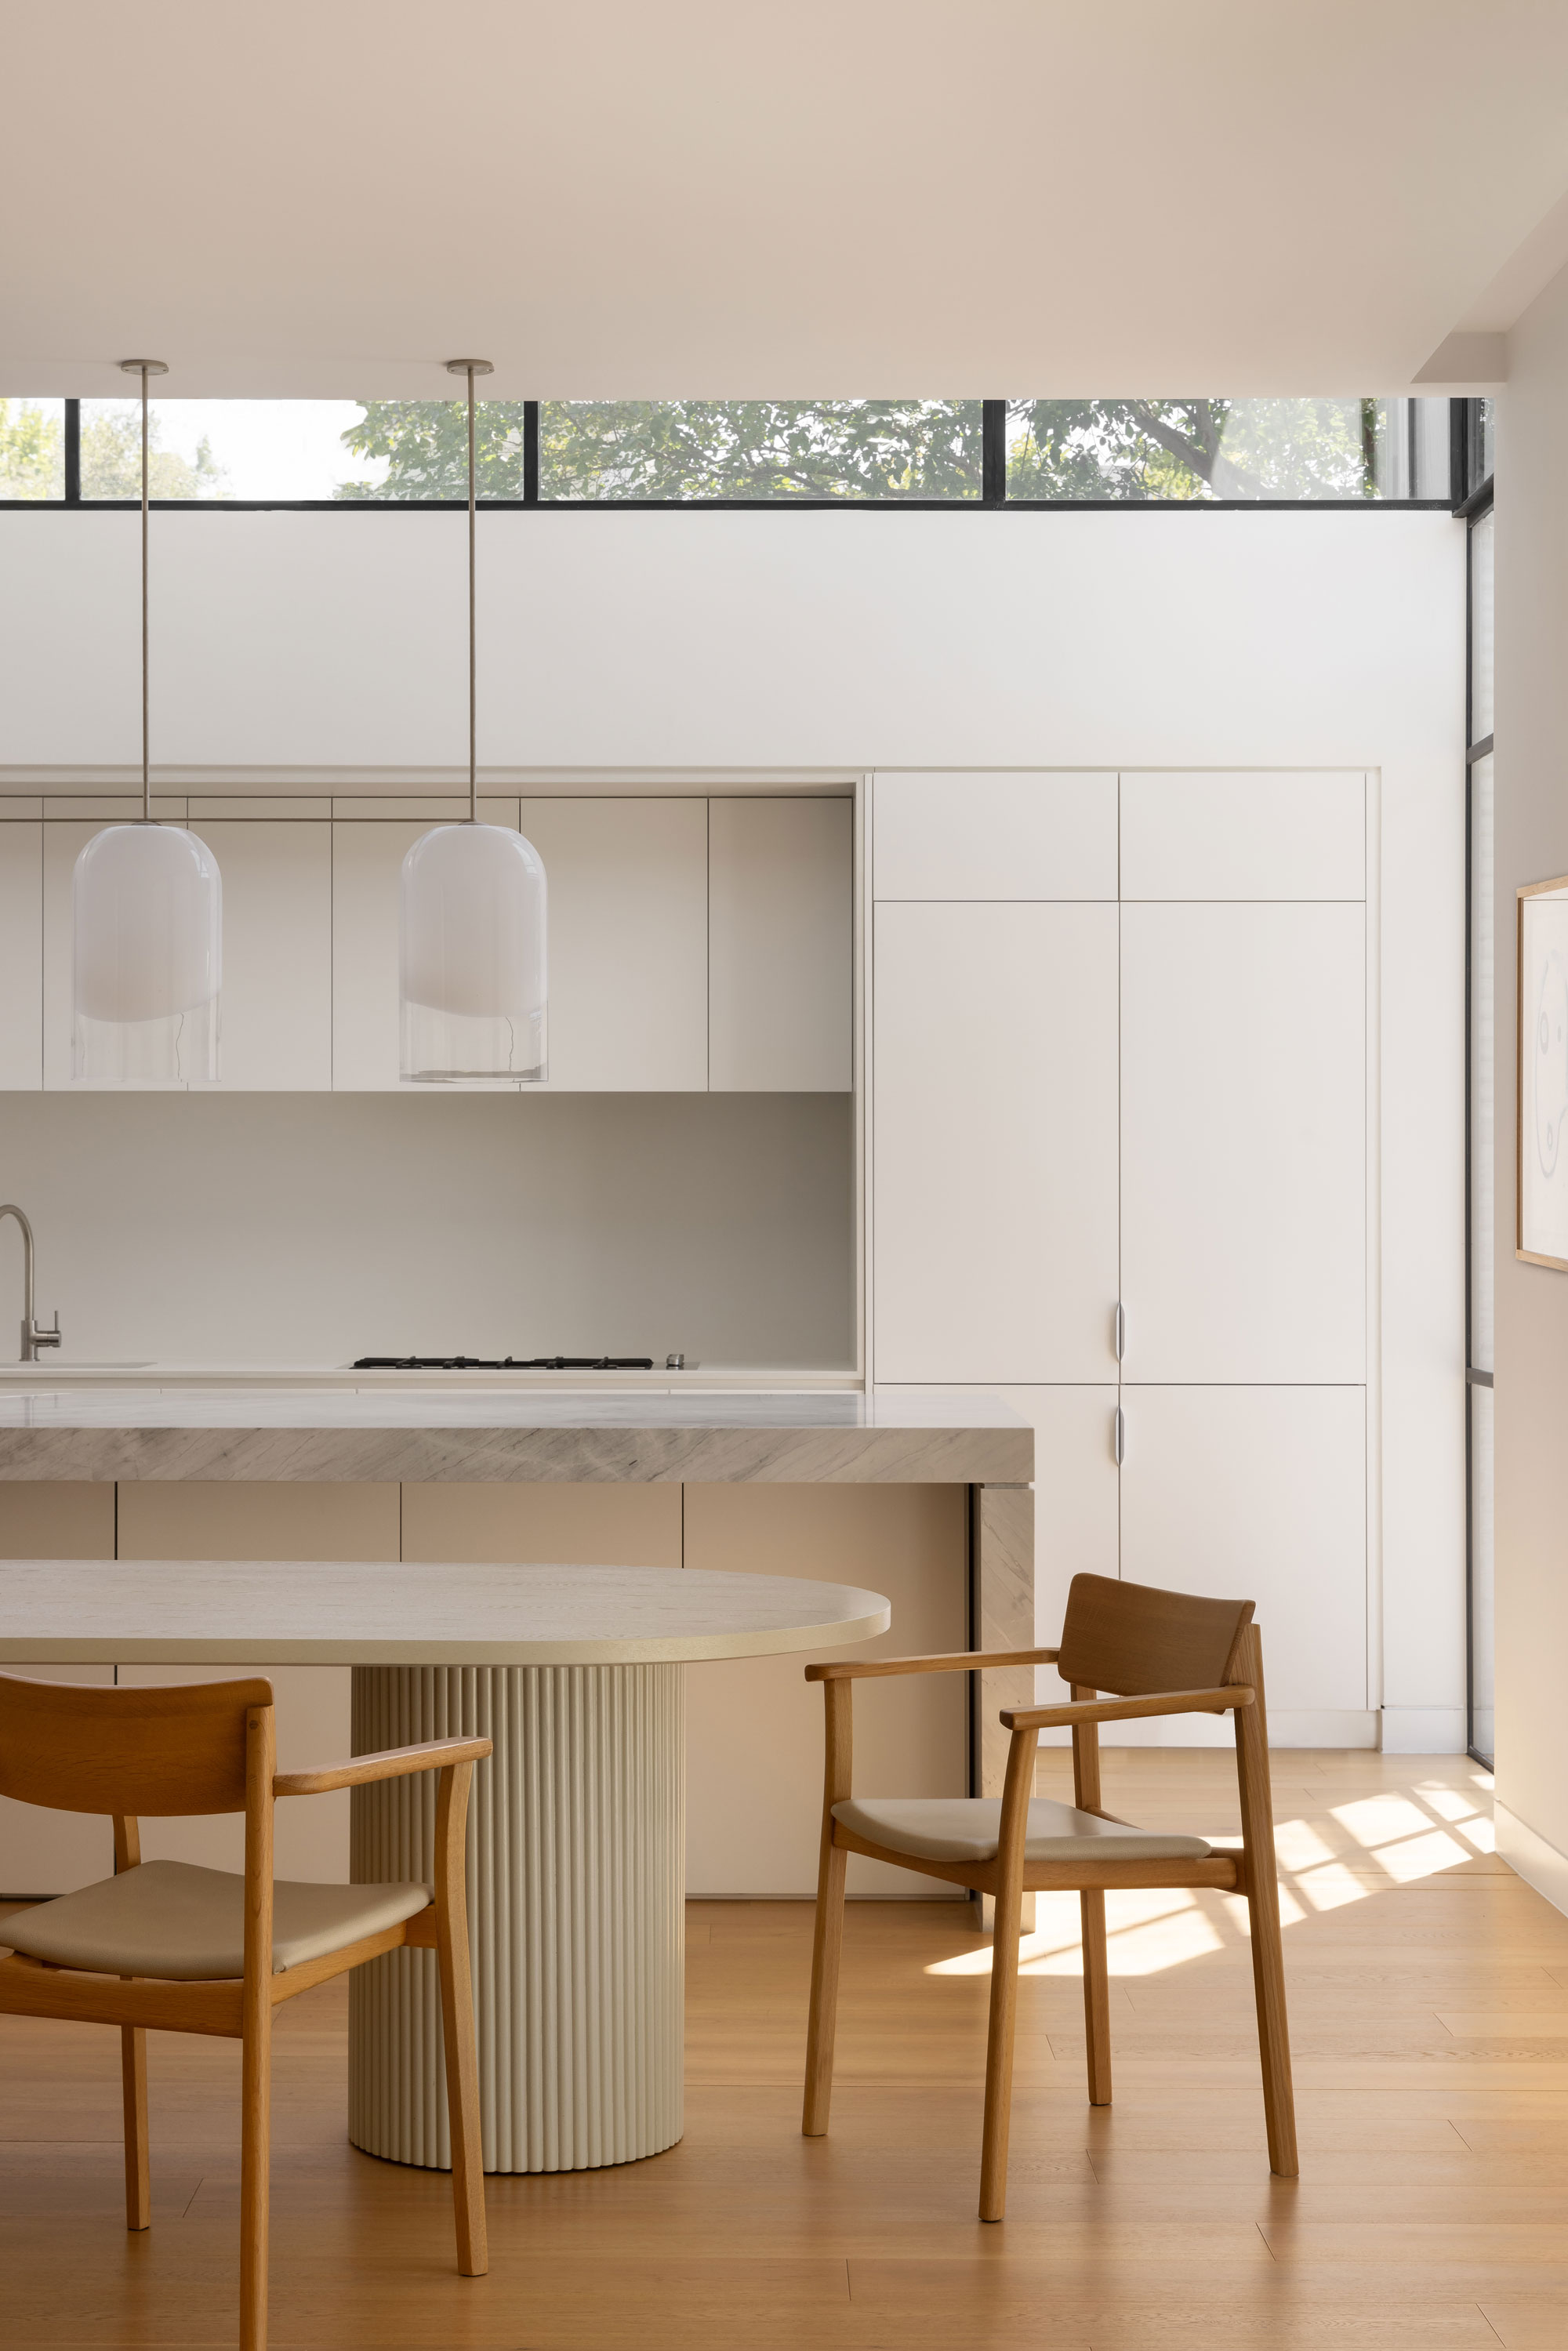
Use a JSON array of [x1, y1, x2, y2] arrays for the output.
[[1518, 873, 1568, 1268]]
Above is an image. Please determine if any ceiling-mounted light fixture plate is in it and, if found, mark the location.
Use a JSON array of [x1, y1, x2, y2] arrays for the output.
[[444, 357, 495, 376], [117, 358, 169, 376]]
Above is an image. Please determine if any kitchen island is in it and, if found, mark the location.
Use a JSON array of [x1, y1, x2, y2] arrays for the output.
[[0, 1385, 1031, 2174]]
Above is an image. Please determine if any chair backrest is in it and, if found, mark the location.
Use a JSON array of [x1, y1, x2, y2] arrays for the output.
[[0, 1672, 274, 1817], [1056, 1573, 1254, 1696]]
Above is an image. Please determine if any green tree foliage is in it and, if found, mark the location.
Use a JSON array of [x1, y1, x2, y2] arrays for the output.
[[541, 401, 983, 499], [337, 400, 983, 500], [0, 400, 64, 499], [337, 401, 529, 498], [80, 406, 227, 499], [335, 395, 1403, 504], [1005, 398, 1385, 500]]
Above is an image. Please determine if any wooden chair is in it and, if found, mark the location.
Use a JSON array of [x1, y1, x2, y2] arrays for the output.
[[801, 1571, 1297, 2219], [0, 1671, 492, 2351]]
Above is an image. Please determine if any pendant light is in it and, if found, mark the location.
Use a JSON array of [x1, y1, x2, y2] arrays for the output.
[[399, 359, 547, 1083], [71, 361, 222, 1086]]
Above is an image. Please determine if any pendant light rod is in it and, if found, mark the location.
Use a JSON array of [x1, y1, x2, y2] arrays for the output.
[[118, 358, 168, 823], [445, 358, 494, 823]]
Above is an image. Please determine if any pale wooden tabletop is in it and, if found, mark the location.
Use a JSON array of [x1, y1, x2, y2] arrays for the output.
[[0, 1558, 892, 1667]]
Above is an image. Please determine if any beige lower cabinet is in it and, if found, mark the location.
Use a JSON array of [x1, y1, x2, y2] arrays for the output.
[[683, 1485, 967, 1899], [0, 1477, 968, 1903], [114, 1482, 400, 1881], [0, 1484, 116, 1893], [399, 1481, 682, 1567]]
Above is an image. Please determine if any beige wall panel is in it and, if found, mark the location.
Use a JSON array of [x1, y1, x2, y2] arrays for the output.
[[114, 1481, 396, 1882], [0, 1482, 114, 1558], [115, 1480, 401, 1562], [683, 1483, 967, 1898], [401, 1482, 681, 1566], [0, 1663, 114, 1896]]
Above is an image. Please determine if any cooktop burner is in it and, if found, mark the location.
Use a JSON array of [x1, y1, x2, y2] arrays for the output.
[[352, 1355, 666, 1372]]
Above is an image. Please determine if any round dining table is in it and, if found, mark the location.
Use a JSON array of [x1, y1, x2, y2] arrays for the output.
[[0, 1556, 890, 2175]]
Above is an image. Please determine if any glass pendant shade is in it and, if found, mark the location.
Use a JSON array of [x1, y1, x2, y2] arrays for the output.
[[400, 822, 547, 1082], [71, 823, 222, 1084]]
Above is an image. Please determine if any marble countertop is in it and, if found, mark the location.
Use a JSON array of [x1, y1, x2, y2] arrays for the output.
[[0, 1385, 1032, 1486]]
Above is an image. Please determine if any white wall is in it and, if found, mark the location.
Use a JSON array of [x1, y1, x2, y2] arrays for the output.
[[1490, 259, 1568, 1899], [0, 1093, 855, 1369], [0, 503, 1467, 1735]]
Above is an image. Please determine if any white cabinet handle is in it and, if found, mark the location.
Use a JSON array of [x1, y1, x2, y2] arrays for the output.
[[1113, 1405, 1125, 1467], [1113, 1301, 1125, 1362]]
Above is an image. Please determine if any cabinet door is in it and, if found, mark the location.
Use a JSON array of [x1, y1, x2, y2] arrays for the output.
[[517, 798, 709, 1090], [709, 797, 851, 1090], [0, 822, 42, 1090], [1120, 771, 1365, 902], [873, 901, 1120, 1381], [332, 810, 517, 1091], [683, 1484, 967, 1899], [873, 771, 1117, 901], [1119, 1385, 1367, 1715], [1120, 902, 1365, 1383], [189, 822, 331, 1089]]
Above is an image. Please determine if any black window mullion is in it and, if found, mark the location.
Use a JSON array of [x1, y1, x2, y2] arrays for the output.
[[982, 400, 1006, 503], [523, 401, 539, 504], [64, 399, 80, 502]]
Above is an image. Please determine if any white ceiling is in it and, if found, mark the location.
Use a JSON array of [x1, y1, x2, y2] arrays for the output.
[[6, 1, 1568, 399]]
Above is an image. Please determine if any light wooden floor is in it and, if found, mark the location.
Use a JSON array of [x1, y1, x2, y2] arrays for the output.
[[3, 1748, 1561, 2349]]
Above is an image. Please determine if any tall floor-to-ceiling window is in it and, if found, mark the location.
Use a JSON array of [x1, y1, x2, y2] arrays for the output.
[[1464, 397, 1496, 1765]]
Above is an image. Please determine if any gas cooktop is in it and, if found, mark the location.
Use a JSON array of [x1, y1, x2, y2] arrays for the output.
[[351, 1355, 682, 1373]]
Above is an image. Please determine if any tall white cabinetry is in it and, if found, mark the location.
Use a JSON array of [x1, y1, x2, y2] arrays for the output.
[[873, 769, 1373, 1743]]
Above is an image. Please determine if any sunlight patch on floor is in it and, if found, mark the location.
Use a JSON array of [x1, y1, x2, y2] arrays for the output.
[[921, 1761, 1494, 1981]]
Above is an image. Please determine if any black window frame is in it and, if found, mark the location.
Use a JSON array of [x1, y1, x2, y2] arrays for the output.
[[1460, 395, 1495, 1770], [3, 395, 1460, 513]]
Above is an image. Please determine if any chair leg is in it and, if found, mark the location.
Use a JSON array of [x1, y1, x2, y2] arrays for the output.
[[802, 1838, 848, 2136], [1079, 1890, 1113, 2108], [437, 1912, 488, 2277], [239, 1999, 272, 2351], [120, 2024, 151, 2230], [1235, 1629, 1298, 2177], [978, 1862, 1026, 2222]]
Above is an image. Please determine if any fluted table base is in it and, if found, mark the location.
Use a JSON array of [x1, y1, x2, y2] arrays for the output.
[[348, 1663, 684, 2174]]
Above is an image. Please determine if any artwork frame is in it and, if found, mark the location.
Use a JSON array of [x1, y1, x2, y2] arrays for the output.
[[1518, 873, 1568, 1269]]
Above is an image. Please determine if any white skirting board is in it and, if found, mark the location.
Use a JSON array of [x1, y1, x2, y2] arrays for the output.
[[1379, 1706, 1468, 1755], [1495, 1801, 1568, 1920]]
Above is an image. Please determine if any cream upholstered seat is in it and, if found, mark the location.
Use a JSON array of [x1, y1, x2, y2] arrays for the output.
[[832, 1795, 1210, 1867], [5, 1859, 431, 1982]]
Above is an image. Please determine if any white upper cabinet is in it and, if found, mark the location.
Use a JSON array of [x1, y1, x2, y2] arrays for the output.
[[43, 818, 104, 1090], [331, 804, 521, 1091], [0, 824, 42, 1090], [1120, 771, 1366, 900], [873, 771, 1117, 901], [1119, 1384, 1368, 1714], [709, 796, 852, 1092], [189, 822, 332, 1090], [1120, 900, 1366, 1383], [873, 900, 1120, 1381], [517, 798, 708, 1090]]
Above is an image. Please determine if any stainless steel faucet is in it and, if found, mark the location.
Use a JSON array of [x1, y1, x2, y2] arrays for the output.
[[0, 1205, 61, 1363]]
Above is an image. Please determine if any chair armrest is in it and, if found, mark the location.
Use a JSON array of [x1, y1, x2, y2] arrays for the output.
[[274, 1734, 492, 1798], [805, 1647, 1059, 1684], [1000, 1685, 1254, 1731]]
